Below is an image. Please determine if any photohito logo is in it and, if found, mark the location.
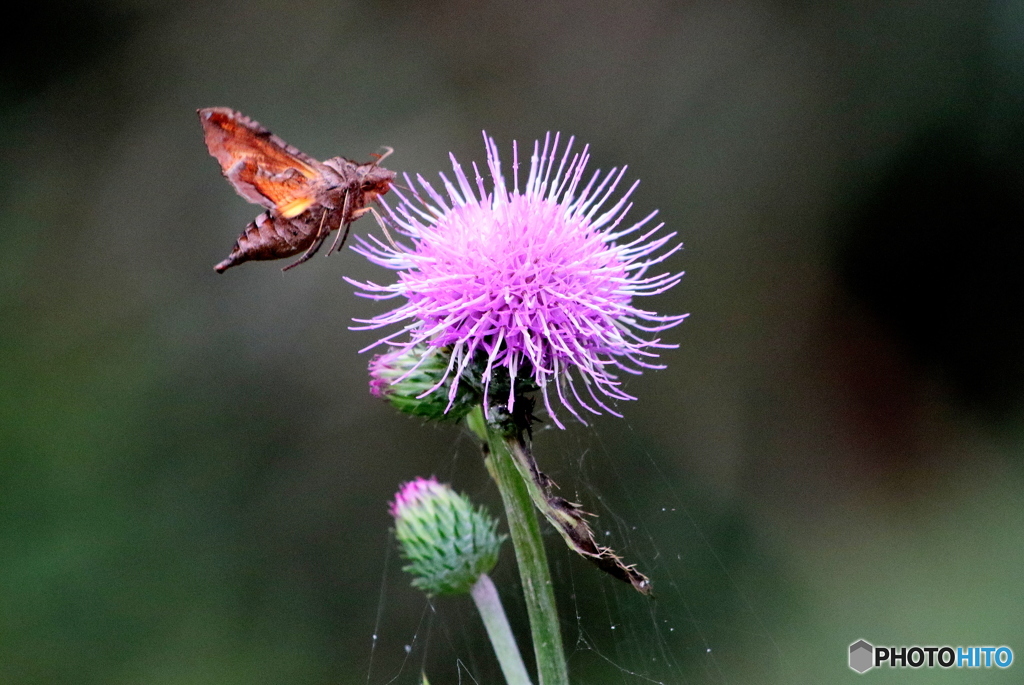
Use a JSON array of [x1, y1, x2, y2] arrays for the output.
[[849, 640, 1013, 673]]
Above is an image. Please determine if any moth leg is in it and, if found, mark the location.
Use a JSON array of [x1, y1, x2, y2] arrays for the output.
[[282, 209, 331, 271], [328, 189, 354, 254], [367, 206, 398, 249], [281, 232, 330, 271]]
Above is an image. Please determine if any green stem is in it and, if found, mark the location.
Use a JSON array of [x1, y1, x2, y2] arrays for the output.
[[470, 573, 533, 685], [467, 407, 569, 685]]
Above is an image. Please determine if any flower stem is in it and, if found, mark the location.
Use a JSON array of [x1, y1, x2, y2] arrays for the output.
[[467, 407, 569, 685], [470, 573, 533, 685]]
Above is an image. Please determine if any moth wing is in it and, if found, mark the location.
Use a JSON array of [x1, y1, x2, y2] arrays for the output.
[[199, 107, 326, 218]]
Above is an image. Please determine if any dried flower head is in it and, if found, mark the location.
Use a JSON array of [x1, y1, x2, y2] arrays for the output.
[[350, 133, 687, 427]]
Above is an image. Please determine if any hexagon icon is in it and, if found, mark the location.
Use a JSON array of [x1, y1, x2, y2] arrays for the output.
[[849, 640, 874, 673]]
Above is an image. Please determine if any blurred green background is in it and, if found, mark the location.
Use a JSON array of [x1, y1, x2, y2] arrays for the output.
[[4, 1, 1024, 683]]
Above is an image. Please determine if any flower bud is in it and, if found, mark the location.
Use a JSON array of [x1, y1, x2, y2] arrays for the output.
[[390, 477, 505, 595], [369, 346, 479, 422]]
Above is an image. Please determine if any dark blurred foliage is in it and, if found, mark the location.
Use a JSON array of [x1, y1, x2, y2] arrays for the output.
[[841, 131, 1024, 421], [0, 1, 136, 104], [3, 1, 1024, 683]]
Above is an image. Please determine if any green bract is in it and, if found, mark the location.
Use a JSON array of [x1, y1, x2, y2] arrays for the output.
[[369, 346, 479, 422], [391, 478, 505, 596]]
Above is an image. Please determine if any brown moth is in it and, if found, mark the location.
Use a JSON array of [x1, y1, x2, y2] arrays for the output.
[[198, 107, 396, 273]]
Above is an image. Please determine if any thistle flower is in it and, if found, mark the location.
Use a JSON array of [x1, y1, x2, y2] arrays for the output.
[[390, 477, 505, 596], [350, 133, 687, 427]]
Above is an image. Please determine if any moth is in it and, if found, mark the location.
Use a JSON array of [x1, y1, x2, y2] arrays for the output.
[[198, 107, 396, 273]]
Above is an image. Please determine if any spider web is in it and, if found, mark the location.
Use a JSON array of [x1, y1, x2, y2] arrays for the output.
[[362, 417, 791, 685]]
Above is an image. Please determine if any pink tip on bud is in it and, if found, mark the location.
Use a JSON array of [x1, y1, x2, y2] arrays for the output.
[[390, 476, 443, 518]]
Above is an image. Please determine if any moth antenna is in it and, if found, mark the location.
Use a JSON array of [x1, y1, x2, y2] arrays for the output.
[[371, 146, 394, 166]]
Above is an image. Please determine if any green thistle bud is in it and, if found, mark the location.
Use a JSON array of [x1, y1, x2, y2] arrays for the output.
[[390, 477, 505, 596], [369, 346, 479, 422]]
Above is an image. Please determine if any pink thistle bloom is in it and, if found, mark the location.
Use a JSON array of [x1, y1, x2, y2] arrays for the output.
[[349, 133, 688, 428]]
